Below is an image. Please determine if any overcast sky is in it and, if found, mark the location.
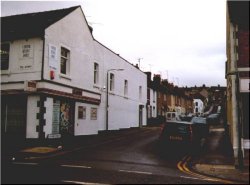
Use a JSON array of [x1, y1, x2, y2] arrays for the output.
[[1, 0, 227, 87]]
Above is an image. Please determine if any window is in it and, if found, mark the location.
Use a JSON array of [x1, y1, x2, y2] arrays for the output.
[[153, 91, 156, 102], [60, 47, 70, 75], [164, 94, 167, 101], [94, 63, 99, 84], [139, 86, 142, 100], [91, 108, 97, 120], [195, 102, 198, 106], [110, 73, 114, 91], [78, 106, 86, 119], [124, 80, 128, 96], [1, 43, 10, 70], [158, 92, 161, 99]]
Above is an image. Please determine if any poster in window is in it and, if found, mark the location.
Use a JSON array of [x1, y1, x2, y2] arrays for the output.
[[91, 108, 97, 120], [49, 44, 58, 70], [52, 100, 60, 134], [78, 106, 86, 119]]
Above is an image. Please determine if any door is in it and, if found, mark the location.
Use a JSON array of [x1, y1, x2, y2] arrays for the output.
[[139, 105, 144, 127], [59, 100, 74, 137]]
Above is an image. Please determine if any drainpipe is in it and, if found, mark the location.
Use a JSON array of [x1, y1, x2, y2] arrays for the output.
[[228, 23, 243, 169]]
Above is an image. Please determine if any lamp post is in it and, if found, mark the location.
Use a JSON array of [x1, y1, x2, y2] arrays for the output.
[[106, 69, 124, 130]]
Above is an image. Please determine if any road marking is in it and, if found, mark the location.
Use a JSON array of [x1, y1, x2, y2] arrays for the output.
[[119, 169, 152, 175], [61, 164, 92, 169], [13, 162, 38, 165], [180, 176, 200, 180], [177, 155, 237, 184], [62, 180, 107, 185]]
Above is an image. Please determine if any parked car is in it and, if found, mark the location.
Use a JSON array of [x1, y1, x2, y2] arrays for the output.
[[159, 117, 209, 150], [206, 113, 220, 125], [179, 114, 194, 122]]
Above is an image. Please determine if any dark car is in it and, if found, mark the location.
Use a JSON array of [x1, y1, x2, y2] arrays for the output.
[[159, 117, 209, 150], [206, 113, 220, 125]]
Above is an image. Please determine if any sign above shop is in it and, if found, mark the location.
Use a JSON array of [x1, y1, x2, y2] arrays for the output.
[[24, 81, 37, 91]]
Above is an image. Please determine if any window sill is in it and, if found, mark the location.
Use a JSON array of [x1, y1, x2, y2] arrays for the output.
[[1, 70, 10, 75], [124, 96, 129, 99], [59, 73, 71, 80]]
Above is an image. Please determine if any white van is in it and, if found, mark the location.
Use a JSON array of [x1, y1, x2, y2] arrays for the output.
[[166, 112, 181, 121]]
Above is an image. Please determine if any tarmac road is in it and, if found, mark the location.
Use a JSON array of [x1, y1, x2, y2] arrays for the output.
[[2, 126, 221, 184]]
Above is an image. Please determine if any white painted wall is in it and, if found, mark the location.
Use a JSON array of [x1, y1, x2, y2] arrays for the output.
[[149, 89, 157, 118], [2, 7, 147, 137], [1, 38, 43, 83], [26, 96, 40, 138], [43, 97, 53, 138], [74, 102, 99, 135], [193, 99, 204, 114], [94, 41, 147, 130], [43, 8, 97, 93]]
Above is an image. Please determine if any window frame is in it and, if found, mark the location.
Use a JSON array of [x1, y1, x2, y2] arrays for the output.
[[1, 42, 10, 71], [60, 46, 70, 75], [124, 80, 128, 96], [139, 86, 142, 100], [110, 73, 115, 91], [94, 62, 99, 85]]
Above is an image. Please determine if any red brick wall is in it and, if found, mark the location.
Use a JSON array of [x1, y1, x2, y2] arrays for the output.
[[238, 29, 249, 68]]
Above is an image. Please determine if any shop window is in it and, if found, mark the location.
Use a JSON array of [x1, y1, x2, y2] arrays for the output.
[[91, 108, 97, 120], [78, 106, 86, 119]]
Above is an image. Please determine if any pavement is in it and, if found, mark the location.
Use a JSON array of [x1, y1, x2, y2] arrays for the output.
[[190, 124, 249, 184], [3, 125, 249, 184]]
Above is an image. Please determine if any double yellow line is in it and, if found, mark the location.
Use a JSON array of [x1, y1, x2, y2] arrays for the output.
[[177, 155, 237, 184]]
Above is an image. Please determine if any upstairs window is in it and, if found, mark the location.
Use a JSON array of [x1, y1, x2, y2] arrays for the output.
[[153, 91, 156, 102], [164, 94, 167, 101], [139, 86, 142, 100], [124, 80, 128, 96], [94, 63, 99, 84], [60, 47, 70, 75], [110, 73, 114, 91], [1, 43, 10, 70]]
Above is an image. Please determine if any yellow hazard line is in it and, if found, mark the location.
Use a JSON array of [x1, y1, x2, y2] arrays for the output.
[[177, 155, 239, 184]]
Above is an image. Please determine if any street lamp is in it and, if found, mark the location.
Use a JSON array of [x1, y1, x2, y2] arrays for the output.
[[106, 69, 124, 130]]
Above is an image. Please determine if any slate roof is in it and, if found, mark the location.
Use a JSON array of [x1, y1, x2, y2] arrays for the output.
[[1, 6, 80, 42]]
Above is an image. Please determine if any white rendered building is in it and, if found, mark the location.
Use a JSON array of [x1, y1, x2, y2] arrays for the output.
[[1, 6, 147, 139]]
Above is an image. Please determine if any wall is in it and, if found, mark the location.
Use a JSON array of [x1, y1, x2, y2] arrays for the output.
[[94, 41, 147, 129], [26, 96, 40, 138], [150, 89, 157, 117], [74, 102, 99, 135], [44, 7, 147, 132], [1, 38, 43, 82], [44, 8, 97, 92]]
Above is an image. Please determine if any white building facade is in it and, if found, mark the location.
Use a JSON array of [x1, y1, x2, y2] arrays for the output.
[[193, 99, 204, 115], [1, 6, 147, 139]]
